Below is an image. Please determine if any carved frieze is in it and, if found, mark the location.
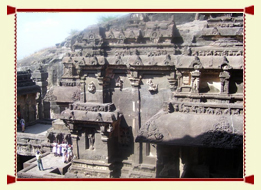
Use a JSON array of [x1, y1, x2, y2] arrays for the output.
[[60, 81, 79, 87], [72, 103, 114, 112], [192, 50, 243, 56], [171, 103, 243, 115]]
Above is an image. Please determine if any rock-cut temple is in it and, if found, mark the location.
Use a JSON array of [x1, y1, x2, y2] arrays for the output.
[[17, 13, 244, 178]]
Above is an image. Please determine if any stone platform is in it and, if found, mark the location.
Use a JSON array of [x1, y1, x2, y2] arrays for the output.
[[17, 122, 52, 134], [18, 152, 71, 178]]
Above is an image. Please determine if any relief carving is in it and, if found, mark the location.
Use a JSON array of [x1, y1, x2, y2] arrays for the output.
[[182, 46, 191, 56], [88, 81, 96, 93], [164, 54, 171, 65], [87, 129, 95, 150], [96, 113, 103, 122], [72, 89, 81, 101], [119, 127, 131, 147], [133, 55, 143, 65], [212, 27, 220, 35], [44, 88, 57, 101], [115, 77, 123, 90], [90, 56, 98, 65], [147, 79, 158, 92], [171, 103, 242, 116], [192, 50, 241, 57], [147, 121, 164, 141], [189, 56, 203, 69]]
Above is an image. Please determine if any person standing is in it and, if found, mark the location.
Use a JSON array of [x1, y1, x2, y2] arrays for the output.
[[20, 117, 25, 132], [52, 141, 58, 157], [61, 141, 68, 162], [35, 151, 44, 171], [67, 144, 73, 162], [57, 143, 61, 157], [63, 149, 68, 163]]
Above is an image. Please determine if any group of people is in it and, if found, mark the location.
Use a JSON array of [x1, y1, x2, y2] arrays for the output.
[[52, 141, 73, 163], [35, 141, 73, 171]]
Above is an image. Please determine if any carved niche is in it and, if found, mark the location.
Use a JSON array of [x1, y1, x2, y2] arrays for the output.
[[219, 61, 232, 94], [115, 76, 123, 90]]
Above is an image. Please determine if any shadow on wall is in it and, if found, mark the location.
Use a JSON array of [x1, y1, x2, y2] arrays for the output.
[[137, 131, 243, 178]]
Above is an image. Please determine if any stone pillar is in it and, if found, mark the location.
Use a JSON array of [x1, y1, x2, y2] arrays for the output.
[[128, 71, 142, 164], [195, 13, 200, 20], [176, 71, 182, 89], [71, 134, 79, 159], [32, 67, 48, 119], [190, 70, 201, 93], [80, 75, 86, 102], [167, 71, 178, 91], [219, 71, 230, 94]]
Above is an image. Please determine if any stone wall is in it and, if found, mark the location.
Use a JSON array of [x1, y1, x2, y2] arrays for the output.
[[45, 13, 244, 178]]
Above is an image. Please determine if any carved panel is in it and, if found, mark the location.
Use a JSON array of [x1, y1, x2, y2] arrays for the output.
[[171, 103, 243, 115], [44, 88, 57, 101], [147, 79, 158, 92]]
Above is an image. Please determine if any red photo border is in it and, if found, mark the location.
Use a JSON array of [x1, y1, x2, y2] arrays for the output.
[[7, 5, 254, 185]]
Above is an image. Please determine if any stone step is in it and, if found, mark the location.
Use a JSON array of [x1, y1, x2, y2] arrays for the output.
[[128, 170, 156, 178]]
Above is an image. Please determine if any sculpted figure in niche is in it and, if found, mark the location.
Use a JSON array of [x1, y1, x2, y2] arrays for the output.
[[147, 79, 158, 92], [88, 129, 95, 150], [115, 77, 123, 90], [88, 81, 96, 93], [192, 77, 199, 93]]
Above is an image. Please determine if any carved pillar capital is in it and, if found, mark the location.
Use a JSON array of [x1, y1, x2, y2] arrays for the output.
[[128, 71, 142, 88], [167, 71, 178, 91], [95, 71, 104, 85]]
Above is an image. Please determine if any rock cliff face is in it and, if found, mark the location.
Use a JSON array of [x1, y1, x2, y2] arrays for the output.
[[17, 13, 199, 88]]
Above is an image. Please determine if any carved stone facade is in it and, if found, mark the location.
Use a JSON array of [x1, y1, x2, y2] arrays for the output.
[[17, 69, 49, 125], [31, 13, 243, 178]]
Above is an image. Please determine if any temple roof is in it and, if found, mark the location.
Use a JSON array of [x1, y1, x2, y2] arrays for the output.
[[136, 110, 243, 149], [44, 86, 80, 103]]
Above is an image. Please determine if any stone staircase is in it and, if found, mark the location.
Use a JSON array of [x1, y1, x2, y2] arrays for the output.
[[118, 161, 156, 178]]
